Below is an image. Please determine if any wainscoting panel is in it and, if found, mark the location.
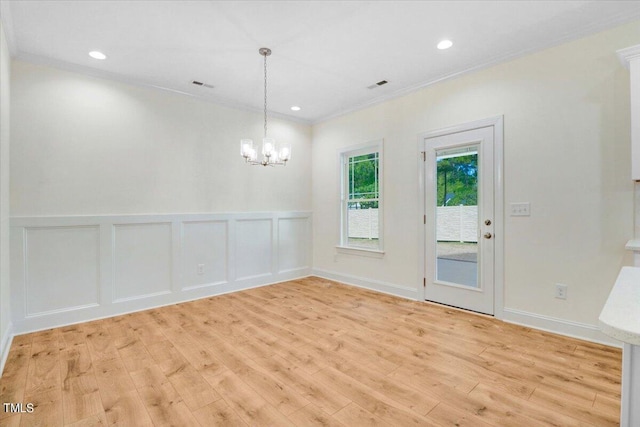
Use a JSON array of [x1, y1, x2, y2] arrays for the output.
[[25, 226, 100, 316], [235, 218, 273, 281], [113, 223, 173, 302], [10, 212, 311, 334], [278, 217, 310, 273], [182, 220, 228, 290]]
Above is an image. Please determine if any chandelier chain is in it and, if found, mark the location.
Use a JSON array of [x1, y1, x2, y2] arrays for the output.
[[264, 52, 268, 138]]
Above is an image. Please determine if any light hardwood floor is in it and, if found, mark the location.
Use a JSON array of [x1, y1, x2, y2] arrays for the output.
[[0, 277, 621, 426]]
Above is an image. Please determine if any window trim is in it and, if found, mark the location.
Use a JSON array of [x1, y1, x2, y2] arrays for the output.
[[338, 139, 384, 254]]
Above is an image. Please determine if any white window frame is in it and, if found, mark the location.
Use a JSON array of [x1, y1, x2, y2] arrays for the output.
[[336, 139, 384, 256]]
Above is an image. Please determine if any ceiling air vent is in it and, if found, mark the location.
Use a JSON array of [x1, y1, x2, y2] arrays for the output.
[[192, 80, 214, 89], [367, 80, 389, 89]]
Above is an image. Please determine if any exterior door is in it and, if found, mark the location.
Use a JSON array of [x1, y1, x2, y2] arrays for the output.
[[423, 125, 495, 315]]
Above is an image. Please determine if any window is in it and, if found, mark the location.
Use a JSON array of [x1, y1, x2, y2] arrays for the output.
[[339, 140, 383, 253]]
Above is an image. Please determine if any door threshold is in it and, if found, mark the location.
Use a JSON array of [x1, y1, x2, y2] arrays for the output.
[[424, 299, 494, 318]]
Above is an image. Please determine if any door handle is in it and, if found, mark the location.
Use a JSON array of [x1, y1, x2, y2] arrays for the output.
[[484, 232, 492, 239]]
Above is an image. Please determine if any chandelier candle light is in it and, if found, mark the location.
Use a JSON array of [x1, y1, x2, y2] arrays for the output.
[[240, 48, 292, 166]]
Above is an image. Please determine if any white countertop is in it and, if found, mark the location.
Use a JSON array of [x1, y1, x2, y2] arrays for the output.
[[625, 239, 640, 251], [599, 267, 640, 345]]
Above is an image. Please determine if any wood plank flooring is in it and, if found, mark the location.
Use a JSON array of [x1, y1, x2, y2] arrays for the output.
[[0, 277, 621, 426]]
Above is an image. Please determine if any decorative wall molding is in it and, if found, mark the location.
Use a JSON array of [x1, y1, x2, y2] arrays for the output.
[[24, 225, 101, 315], [315, 17, 640, 125], [617, 44, 640, 68], [13, 52, 312, 125], [10, 211, 312, 334], [0, 321, 13, 376], [503, 307, 621, 348], [9, 211, 621, 350]]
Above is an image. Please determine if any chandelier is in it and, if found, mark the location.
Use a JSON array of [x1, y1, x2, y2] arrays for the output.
[[240, 48, 291, 166]]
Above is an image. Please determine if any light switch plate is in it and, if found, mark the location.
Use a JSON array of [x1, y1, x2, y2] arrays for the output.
[[510, 202, 530, 216]]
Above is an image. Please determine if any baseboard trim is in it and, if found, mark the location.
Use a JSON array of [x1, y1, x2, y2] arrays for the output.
[[10, 211, 313, 336], [310, 269, 619, 348], [311, 268, 418, 301], [7, 268, 619, 350], [1, 322, 14, 375], [503, 307, 621, 348], [12, 269, 312, 336]]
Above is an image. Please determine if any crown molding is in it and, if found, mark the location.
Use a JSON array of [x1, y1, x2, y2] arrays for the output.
[[4, 4, 639, 126], [14, 52, 312, 126], [618, 45, 640, 69], [313, 15, 640, 125], [0, 0, 17, 56]]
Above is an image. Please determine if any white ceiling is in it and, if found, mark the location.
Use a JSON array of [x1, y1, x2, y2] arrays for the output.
[[2, 1, 640, 124]]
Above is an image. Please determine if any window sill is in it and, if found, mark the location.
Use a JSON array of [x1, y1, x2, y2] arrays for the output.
[[335, 245, 385, 258]]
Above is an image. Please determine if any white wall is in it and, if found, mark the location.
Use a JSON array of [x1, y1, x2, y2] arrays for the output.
[[0, 21, 12, 371], [7, 19, 640, 345], [8, 60, 313, 336], [312, 21, 640, 335], [10, 60, 311, 215]]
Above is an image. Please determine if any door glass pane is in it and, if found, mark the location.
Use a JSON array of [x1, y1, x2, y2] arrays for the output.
[[435, 146, 479, 287]]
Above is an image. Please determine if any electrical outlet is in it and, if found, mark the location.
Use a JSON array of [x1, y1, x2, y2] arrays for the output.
[[555, 283, 568, 300], [510, 202, 530, 216], [197, 264, 204, 275]]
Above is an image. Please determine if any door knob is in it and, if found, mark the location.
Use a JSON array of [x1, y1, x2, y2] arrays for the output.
[[484, 232, 492, 239]]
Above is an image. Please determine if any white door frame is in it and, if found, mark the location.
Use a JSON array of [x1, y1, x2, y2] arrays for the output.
[[417, 116, 504, 319]]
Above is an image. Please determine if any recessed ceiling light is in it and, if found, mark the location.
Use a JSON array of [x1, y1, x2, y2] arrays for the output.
[[89, 51, 107, 60], [291, 106, 301, 111], [437, 40, 453, 50]]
